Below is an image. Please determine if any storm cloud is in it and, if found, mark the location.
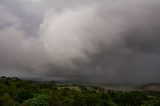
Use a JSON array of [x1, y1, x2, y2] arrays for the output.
[[0, 0, 160, 83]]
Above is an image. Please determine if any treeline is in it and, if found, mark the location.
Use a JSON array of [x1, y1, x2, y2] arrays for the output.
[[0, 76, 160, 106]]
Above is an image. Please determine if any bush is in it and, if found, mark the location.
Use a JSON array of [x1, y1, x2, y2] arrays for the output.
[[0, 93, 16, 106], [24, 94, 49, 106], [15, 89, 33, 103]]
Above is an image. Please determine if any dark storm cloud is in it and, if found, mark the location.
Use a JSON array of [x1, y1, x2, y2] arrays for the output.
[[0, 0, 44, 36], [0, 0, 160, 83]]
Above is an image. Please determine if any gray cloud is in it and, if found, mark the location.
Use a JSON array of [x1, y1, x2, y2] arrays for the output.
[[0, 0, 160, 83]]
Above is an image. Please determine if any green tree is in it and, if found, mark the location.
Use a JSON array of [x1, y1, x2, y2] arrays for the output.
[[115, 91, 147, 106], [24, 94, 49, 106], [99, 92, 117, 106], [49, 89, 61, 106], [0, 93, 15, 106], [15, 89, 33, 103], [141, 97, 160, 106]]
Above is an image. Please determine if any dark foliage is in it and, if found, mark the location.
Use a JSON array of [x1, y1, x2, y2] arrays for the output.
[[0, 76, 160, 106]]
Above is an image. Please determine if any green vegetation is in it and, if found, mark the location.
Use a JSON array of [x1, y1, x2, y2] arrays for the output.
[[0, 76, 160, 106]]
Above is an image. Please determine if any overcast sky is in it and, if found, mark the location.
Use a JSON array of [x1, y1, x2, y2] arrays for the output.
[[0, 0, 160, 83]]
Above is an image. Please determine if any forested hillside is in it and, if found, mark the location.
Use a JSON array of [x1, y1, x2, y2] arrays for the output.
[[0, 76, 160, 106]]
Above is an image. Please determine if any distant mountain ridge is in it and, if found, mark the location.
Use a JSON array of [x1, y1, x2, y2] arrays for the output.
[[140, 83, 160, 91]]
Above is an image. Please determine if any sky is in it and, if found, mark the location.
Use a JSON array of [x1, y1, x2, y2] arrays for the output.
[[0, 0, 160, 83]]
